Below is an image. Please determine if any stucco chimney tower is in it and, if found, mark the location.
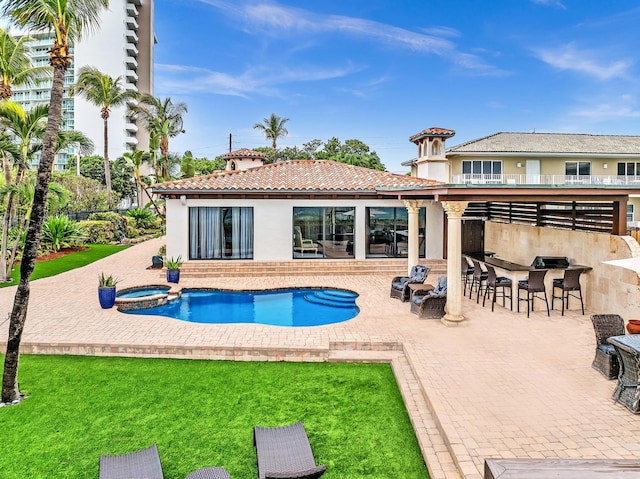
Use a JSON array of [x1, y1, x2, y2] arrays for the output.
[[408, 127, 455, 181]]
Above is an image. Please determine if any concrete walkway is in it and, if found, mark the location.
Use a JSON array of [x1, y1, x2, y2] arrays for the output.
[[1, 237, 638, 479]]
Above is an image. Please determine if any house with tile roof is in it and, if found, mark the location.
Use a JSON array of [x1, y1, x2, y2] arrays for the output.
[[152, 158, 445, 263], [404, 130, 640, 223]]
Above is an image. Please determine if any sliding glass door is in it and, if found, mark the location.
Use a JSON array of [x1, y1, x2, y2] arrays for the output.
[[293, 207, 355, 259], [366, 207, 425, 258], [189, 207, 254, 259]]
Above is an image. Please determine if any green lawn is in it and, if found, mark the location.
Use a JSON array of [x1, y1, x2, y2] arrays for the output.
[[0, 355, 428, 479], [0, 244, 129, 288]]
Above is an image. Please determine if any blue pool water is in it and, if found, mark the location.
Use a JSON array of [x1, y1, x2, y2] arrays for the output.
[[121, 288, 359, 327], [117, 286, 171, 298]]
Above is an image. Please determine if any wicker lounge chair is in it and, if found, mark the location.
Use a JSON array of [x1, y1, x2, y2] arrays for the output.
[[591, 314, 625, 380], [99, 444, 230, 479], [253, 422, 326, 479], [410, 276, 447, 319], [390, 264, 430, 301]]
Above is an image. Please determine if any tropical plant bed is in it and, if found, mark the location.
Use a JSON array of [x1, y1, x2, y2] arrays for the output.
[[0, 355, 429, 479]]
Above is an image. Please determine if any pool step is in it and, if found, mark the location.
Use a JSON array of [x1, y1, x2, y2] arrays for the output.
[[313, 290, 358, 303], [304, 293, 357, 308]]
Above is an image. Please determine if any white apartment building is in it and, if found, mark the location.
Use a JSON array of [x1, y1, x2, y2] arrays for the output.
[[11, 0, 154, 171]]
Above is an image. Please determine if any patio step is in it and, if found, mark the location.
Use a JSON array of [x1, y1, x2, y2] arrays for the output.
[[172, 259, 448, 278]]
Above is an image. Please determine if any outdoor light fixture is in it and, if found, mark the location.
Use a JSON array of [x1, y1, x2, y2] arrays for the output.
[[180, 195, 187, 205], [603, 163, 608, 169], [516, 162, 523, 168]]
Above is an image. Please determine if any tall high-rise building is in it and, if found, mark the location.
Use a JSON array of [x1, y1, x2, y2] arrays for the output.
[[11, 0, 155, 171]]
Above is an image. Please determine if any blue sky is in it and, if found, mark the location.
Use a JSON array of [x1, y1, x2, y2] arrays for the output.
[[154, 0, 640, 173]]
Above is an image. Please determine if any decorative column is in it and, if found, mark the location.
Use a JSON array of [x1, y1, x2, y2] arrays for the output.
[[441, 201, 469, 326], [404, 199, 423, 275]]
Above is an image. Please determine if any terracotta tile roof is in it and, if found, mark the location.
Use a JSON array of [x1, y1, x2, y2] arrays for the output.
[[153, 160, 441, 194], [222, 148, 267, 160], [448, 132, 640, 154], [409, 127, 456, 143]]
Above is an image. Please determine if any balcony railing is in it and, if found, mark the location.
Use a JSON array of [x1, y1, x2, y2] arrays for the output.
[[452, 174, 640, 186]]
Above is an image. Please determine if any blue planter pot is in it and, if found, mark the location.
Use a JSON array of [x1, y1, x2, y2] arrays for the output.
[[167, 269, 180, 284], [98, 286, 117, 309]]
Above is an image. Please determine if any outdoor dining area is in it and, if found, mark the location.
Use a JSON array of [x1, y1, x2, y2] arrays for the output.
[[462, 253, 591, 317]]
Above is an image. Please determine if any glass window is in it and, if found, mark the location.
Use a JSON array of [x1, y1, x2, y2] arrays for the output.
[[462, 160, 501, 176], [628, 204, 635, 224], [293, 207, 354, 259], [366, 207, 426, 258], [618, 162, 640, 176], [565, 161, 590, 176], [189, 207, 253, 259]]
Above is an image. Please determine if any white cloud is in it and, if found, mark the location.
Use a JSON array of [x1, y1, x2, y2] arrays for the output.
[[155, 62, 364, 98], [570, 95, 640, 120], [197, 0, 505, 75], [533, 43, 632, 80], [531, 0, 566, 9]]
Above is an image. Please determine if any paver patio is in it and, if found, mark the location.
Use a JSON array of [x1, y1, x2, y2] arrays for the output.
[[0, 237, 638, 479]]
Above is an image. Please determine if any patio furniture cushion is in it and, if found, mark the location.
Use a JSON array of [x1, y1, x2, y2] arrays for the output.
[[598, 344, 616, 355], [390, 265, 431, 301]]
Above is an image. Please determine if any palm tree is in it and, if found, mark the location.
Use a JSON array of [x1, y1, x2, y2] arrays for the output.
[[129, 95, 187, 181], [71, 66, 136, 209], [0, 102, 48, 283], [253, 113, 290, 161], [1, 0, 109, 404], [122, 148, 163, 216], [0, 27, 50, 101]]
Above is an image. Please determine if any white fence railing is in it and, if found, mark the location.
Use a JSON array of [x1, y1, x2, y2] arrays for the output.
[[452, 174, 640, 186]]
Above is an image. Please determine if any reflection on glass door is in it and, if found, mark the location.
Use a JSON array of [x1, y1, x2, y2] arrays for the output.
[[293, 207, 355, 259], [366, 207, 425, 258]]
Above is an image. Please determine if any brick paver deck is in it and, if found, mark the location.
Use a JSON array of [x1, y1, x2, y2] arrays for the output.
[[1, 237, 638, 479]]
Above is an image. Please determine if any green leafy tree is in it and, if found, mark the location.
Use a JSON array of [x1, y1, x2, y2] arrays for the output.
[[315, 137, 386, 171], [253, 113, 289, 161], [129, 95, 187, 181], [194, 156, 226, 175], [69, 154, 133, 203], [279, 146, 310, 161], [180, 150, 195, 178], [122, 149, 159, 211], [71, 66, 137, 209], [1, 0, 109, 404], [51, 171, 108, 213]]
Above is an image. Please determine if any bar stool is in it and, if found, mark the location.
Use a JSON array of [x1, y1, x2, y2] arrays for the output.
[[551, 268, 584, 315], [483, 265, 513, 311], [461, 256, 474, 296], [517, 269, 549, 317], [469, 259, 488, 303]]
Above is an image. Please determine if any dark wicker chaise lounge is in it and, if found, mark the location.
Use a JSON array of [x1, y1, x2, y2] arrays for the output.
[[253, 422, 326, 479], [99, 444, 230, 479]]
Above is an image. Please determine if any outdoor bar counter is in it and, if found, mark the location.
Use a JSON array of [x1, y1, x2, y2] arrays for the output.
[[465, 253, 592, 312]]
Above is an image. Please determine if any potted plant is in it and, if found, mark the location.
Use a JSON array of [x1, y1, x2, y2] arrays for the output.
[[165, 255, 183, 284], [98, 273, 120, 309]]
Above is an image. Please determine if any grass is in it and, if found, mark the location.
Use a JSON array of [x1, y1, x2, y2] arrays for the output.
[[0, 355, 428, 479], [0, 244, 129, 288]]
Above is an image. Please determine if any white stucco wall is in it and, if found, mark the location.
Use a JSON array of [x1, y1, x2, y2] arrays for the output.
[[484, 222, 640, 317], [165, 198, 445, 262]]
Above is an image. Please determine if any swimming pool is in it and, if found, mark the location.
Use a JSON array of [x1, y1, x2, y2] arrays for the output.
[[121, 288, 359, 326]]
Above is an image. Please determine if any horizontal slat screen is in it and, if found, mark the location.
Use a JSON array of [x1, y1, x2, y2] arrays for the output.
[[463, 201, 614, 233]]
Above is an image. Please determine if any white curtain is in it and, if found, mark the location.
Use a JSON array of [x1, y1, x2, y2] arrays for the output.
[[189, 207, 252, 259]]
